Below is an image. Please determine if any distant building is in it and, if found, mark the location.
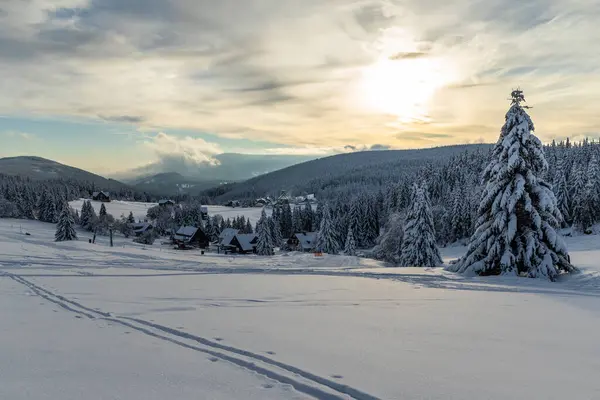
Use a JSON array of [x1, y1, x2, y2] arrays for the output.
[[130, 222, 153, 237], [218, 230, 258, 254], [287, 232, 317, 252], [158, 199, 175, 207], [173, 226, 209, 249], [92, 191, 110, 202], [218, 228, 239, 241]]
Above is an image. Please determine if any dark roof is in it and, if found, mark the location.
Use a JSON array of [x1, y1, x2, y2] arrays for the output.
[[131, 222, 152, 234], [219, 228, 239, 240], [234, 234, 258, 252], [294, 232, 317, 250]]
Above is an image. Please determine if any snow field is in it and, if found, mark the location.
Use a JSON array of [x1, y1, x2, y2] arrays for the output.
[[2, 218, 600, 399]]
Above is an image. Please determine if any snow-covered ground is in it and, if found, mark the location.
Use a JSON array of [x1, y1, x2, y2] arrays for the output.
[[69, 199, 268, 223], [2, 218, 600, 399]]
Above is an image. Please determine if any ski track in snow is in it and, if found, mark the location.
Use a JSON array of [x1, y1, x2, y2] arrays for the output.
[[2, 271, 379, 400]]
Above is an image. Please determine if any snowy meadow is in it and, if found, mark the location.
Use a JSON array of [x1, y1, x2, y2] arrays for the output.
[[1, 213, 600, 399]]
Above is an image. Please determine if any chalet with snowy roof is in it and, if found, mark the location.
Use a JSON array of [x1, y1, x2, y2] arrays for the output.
[[92, 191, 110, 202], [218, 230, 258, 254], [287, 232, 317, 252], [158, 199, 175, 207], [173, 226, 209, 249], [218, 228, 239, 241], [130, 222, 153, 237]]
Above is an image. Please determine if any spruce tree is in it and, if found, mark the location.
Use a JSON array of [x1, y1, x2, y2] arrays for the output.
[[315, 205, 340, 254], [372, 212, 404, 264], [55, 203, 78, 242], [127, 211, 135, 224], [344, 226, 357, 256], [255, 210, 274, 256], [245, 219, 253, 234], [448, 90, 575, 280], [399, 183, 441, 268], [99, 203, 107, 217]]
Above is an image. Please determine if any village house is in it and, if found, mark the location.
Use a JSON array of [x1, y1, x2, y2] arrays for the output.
[[173, 226, 210, 249], [158, 199, 175, 207], [287, 232, 317, 252], [92, 191, 110, 202], [130, 222, 153, 237], [217, 229, 258, 254]]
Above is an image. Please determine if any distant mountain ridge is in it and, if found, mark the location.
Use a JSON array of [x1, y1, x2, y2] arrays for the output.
[[202, 144, 494, 202], [0, 156, 130, 191], [113, 153, 318, 183]]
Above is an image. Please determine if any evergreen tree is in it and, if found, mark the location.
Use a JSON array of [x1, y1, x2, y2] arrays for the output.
[[315, 205, 340, 254], [344, 226, 356, 256], [255, 210, 274, 256], [245, 219, 253, 234], [269, 216, 283, 247], [303, 201, 314, 232], [348, 197, 363, 247], [553, 162, 571, 225], [38, 189, 58, 223], [99, 203, 107, 217], [363, 195, 379, 247], [372, 212, 404, 264], [127, 211, 135, 223], [55, 203, 78, 242], [573, 155, 600, 232], [399, 183, 441, 268], [448, 90, 575, 280]]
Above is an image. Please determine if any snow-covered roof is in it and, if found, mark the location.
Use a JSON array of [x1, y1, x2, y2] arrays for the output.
[[295, 232, 317, 250], [176, 226, 198, 237], [158, 199, 175, 205], [200, 206, 208, 213], [219, 228, 239, 240], [92, 191, 110, 197], [235, 234, 258, 252], [131, 222, 152, 233]]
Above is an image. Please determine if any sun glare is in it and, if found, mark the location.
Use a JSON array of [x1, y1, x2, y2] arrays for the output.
[[360, 57, 449, 123]]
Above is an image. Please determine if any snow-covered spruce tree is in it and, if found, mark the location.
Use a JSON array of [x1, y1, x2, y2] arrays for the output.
[[38, 189, 57, 223], [399, 183, 442, 268], [315, 205, 340, 254], [573, 155, 600, 233], [255, 210, 274, 256], [344, 226, 356, 256], [448, 90, 575, 280], [553, 161, 571, 226], [99, 203, 107, 217], [372, 212, 404, 264], [55, 203, 78, 242], [127, 211, 135, 224]]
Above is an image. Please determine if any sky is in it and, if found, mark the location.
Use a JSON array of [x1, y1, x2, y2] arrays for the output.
[[1, 0, 599, 175]]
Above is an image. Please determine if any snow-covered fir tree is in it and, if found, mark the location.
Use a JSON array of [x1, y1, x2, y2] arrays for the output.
[[55, 203, 78, 242], [315, 205, 340, 254], [372, 212, 404, 264], [399, 183, 441, 268], [127, 211, 135, 224], [38, 189, 58, 223], [255, 210, 274, 256], [99, 203, 107, 217], [573, 154, 600, 232], [448, 90, 575, 280], [344, 226, 356, 256]]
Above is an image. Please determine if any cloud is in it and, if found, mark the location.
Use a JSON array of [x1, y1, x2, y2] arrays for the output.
[[99, 115, 146, 124], [3, 130, 38, 140], [0, 0, 598, 150], [144, 132, 222, 172]]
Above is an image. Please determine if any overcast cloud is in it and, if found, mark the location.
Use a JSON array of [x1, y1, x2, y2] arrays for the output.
[[1, 0, 599, 151]]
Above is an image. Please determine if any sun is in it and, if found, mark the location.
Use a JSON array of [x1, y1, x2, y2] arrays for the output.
[[360, 56, 449, 122]]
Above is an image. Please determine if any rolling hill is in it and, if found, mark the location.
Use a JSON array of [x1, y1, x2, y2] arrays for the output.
[[202, 144, 493, 202], [0, 156, 130, 192]]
